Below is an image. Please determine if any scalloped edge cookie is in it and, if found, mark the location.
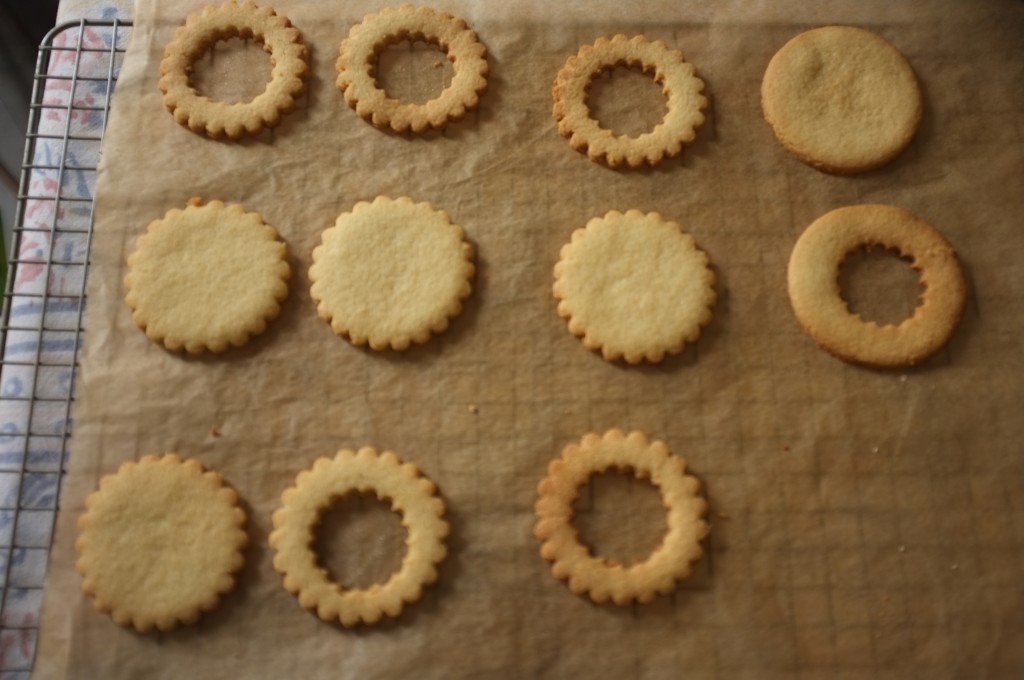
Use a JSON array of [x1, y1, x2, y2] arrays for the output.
[[336, 4, 489, 133], [75, 454, 248, 633], [553, 209, 716, 364], [124, 197, 291, 354], [534, 429, 709, 606], [309, 196, 474, 351], [270, 447, 449, 627], [158, 0, 309, 139], [553, 35, 706, 168]]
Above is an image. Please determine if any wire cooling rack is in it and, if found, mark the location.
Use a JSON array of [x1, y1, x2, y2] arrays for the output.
[[0, 19, 130, 677]]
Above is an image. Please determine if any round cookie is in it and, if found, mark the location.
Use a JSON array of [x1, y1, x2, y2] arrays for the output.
[[553, 35, 706, 168], [269, 447, 449, 627], [158, 0, 309, 139], [75, 454, 248, 633], [761, 26, 922, 174], [787, 204, 966, 367], [124, 198, 291, 354], [534, 429, 709, 606], [336, 5, 489, 133], [309, 196, 475, 351], [553, 209, 716, 364]]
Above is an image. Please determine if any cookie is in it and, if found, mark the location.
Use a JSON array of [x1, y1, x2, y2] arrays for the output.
[[787, 204, 966, 367], [553, 35, 706, 168], [761, 26, 922, 174], [124, 198, 291, 354], [553, 209, 716, 364], [74, 454, 248, 633], [309, 196, 474, 351], [270, 447, 449, 627], [159, 0, 308, 139], [336, 4, 489, 133], [534, 429, 709, 606]]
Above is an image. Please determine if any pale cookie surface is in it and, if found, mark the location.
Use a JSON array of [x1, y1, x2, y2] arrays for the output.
[[336, 4, 489, 133], [553, 35, 706, 168], [309, 196, 474, 351], [125, 198, 291, 354], [787, 204, 966, 367], [761, 25, 922, 174], [270, 447, 449, 627], [553, 209, 715, 364], [74, 454, 248, 633], [159, 0, 308, 139], [534, 429, 709, 606]]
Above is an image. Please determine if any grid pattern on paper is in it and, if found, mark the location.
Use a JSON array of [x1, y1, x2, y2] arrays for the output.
[[0, 20, 130, 678]]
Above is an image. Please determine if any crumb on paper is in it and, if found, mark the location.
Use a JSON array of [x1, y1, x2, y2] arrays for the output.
[[872, 446, 880, 453], [210, 426, 221, 438], [951, 563, 959, 571], [433, 59, 444, 68], [468, 404, 479, 414], [898, 544, 906, 553], [900, 374, 908, 382]]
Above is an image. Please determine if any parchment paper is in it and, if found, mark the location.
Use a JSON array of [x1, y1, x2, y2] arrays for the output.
[[35, 1, 1024, 678]]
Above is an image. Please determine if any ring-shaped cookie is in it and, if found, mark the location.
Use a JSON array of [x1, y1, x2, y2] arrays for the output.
[[534, 430, 709, 606], [553, 35, 707, 168], [270, 447, 449, 627], [336, 5, 489, 133], [158, 1, 308, 139], [787, 204, 966, 367]]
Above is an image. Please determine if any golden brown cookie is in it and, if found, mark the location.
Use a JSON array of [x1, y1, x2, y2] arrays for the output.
[[534, 429, 709, 606], [270, 447, 449, 627], [553, 209, 715, 364], [75, 454, 248, 633], [309, 196, 474, 351], [124, 198, 291, 354], [159, 0, 308, 139], [787, 204, 966, 367], [553, 35, 706, 168], [336, 4, 489, 133], [761, 26, 922, 174]]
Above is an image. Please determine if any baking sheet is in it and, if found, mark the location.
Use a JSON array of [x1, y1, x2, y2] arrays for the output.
[[34, 0, 1024, 678]]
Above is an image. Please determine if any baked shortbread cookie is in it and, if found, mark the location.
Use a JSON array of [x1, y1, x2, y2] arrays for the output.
[[124, 198, 291, 354], [336, 4, 489, 133], [270, 447, 449, 627], [553, 210, 715, 364], [534, 429, 709, 606], [75, 454, 248, 632], [158, 0, 309, 139], [787, 204, 966, 367], [761, 26, 922, 174], [309, 196, 474, 351], [553, 35, 706, 168]]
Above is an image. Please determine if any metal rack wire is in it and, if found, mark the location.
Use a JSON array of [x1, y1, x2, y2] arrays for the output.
[[0, 19, 130, 677]]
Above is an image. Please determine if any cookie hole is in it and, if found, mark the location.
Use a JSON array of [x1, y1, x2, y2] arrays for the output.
[[838, 246, 925, 326], [573, 469, 667, 566], [191, 36, 274, 104], [588, 66, 668, 138], [376, 40, 454, 104], [314, 491, 408, 590]]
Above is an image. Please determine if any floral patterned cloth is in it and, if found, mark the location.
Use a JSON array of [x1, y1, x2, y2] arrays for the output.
[[0, 4, 132, 674]]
